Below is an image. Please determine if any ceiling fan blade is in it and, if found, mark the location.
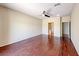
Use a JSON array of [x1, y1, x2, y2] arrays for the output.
[[54, 3, 61, 7], [45, 14, 50, 17]]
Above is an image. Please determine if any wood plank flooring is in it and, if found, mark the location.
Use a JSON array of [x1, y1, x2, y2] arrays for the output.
[[0, 35, 78, 56]]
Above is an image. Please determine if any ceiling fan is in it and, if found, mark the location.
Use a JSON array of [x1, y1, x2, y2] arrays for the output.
[[42, 11, 50, 17], [41, 3, 61, 18]]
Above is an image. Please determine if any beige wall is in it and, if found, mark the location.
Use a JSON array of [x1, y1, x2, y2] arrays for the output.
[[62, 16, 71, 22], [0, 7, 10, 47], [0, 6, 42, 47], [42, 17, 61, 37], [71, 4, 79, 54]]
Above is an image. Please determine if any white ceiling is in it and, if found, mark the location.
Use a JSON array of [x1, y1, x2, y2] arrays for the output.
[[1, 3, 74, 19]]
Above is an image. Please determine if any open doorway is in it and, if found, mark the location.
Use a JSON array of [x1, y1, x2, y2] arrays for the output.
[[48, 22, 54, 37], [62, 22, 71, 39]]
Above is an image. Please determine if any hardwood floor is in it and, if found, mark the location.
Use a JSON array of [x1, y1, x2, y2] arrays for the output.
[[61, 37, 78, 56], [0, 35, 78, 56]]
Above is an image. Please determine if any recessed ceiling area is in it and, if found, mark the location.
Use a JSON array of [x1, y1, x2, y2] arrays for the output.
[[0, 3, 74, 19]]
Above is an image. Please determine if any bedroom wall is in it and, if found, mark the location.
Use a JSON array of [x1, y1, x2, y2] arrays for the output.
[[71, 4, 79, 55], [0, 6, 42, 47]]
